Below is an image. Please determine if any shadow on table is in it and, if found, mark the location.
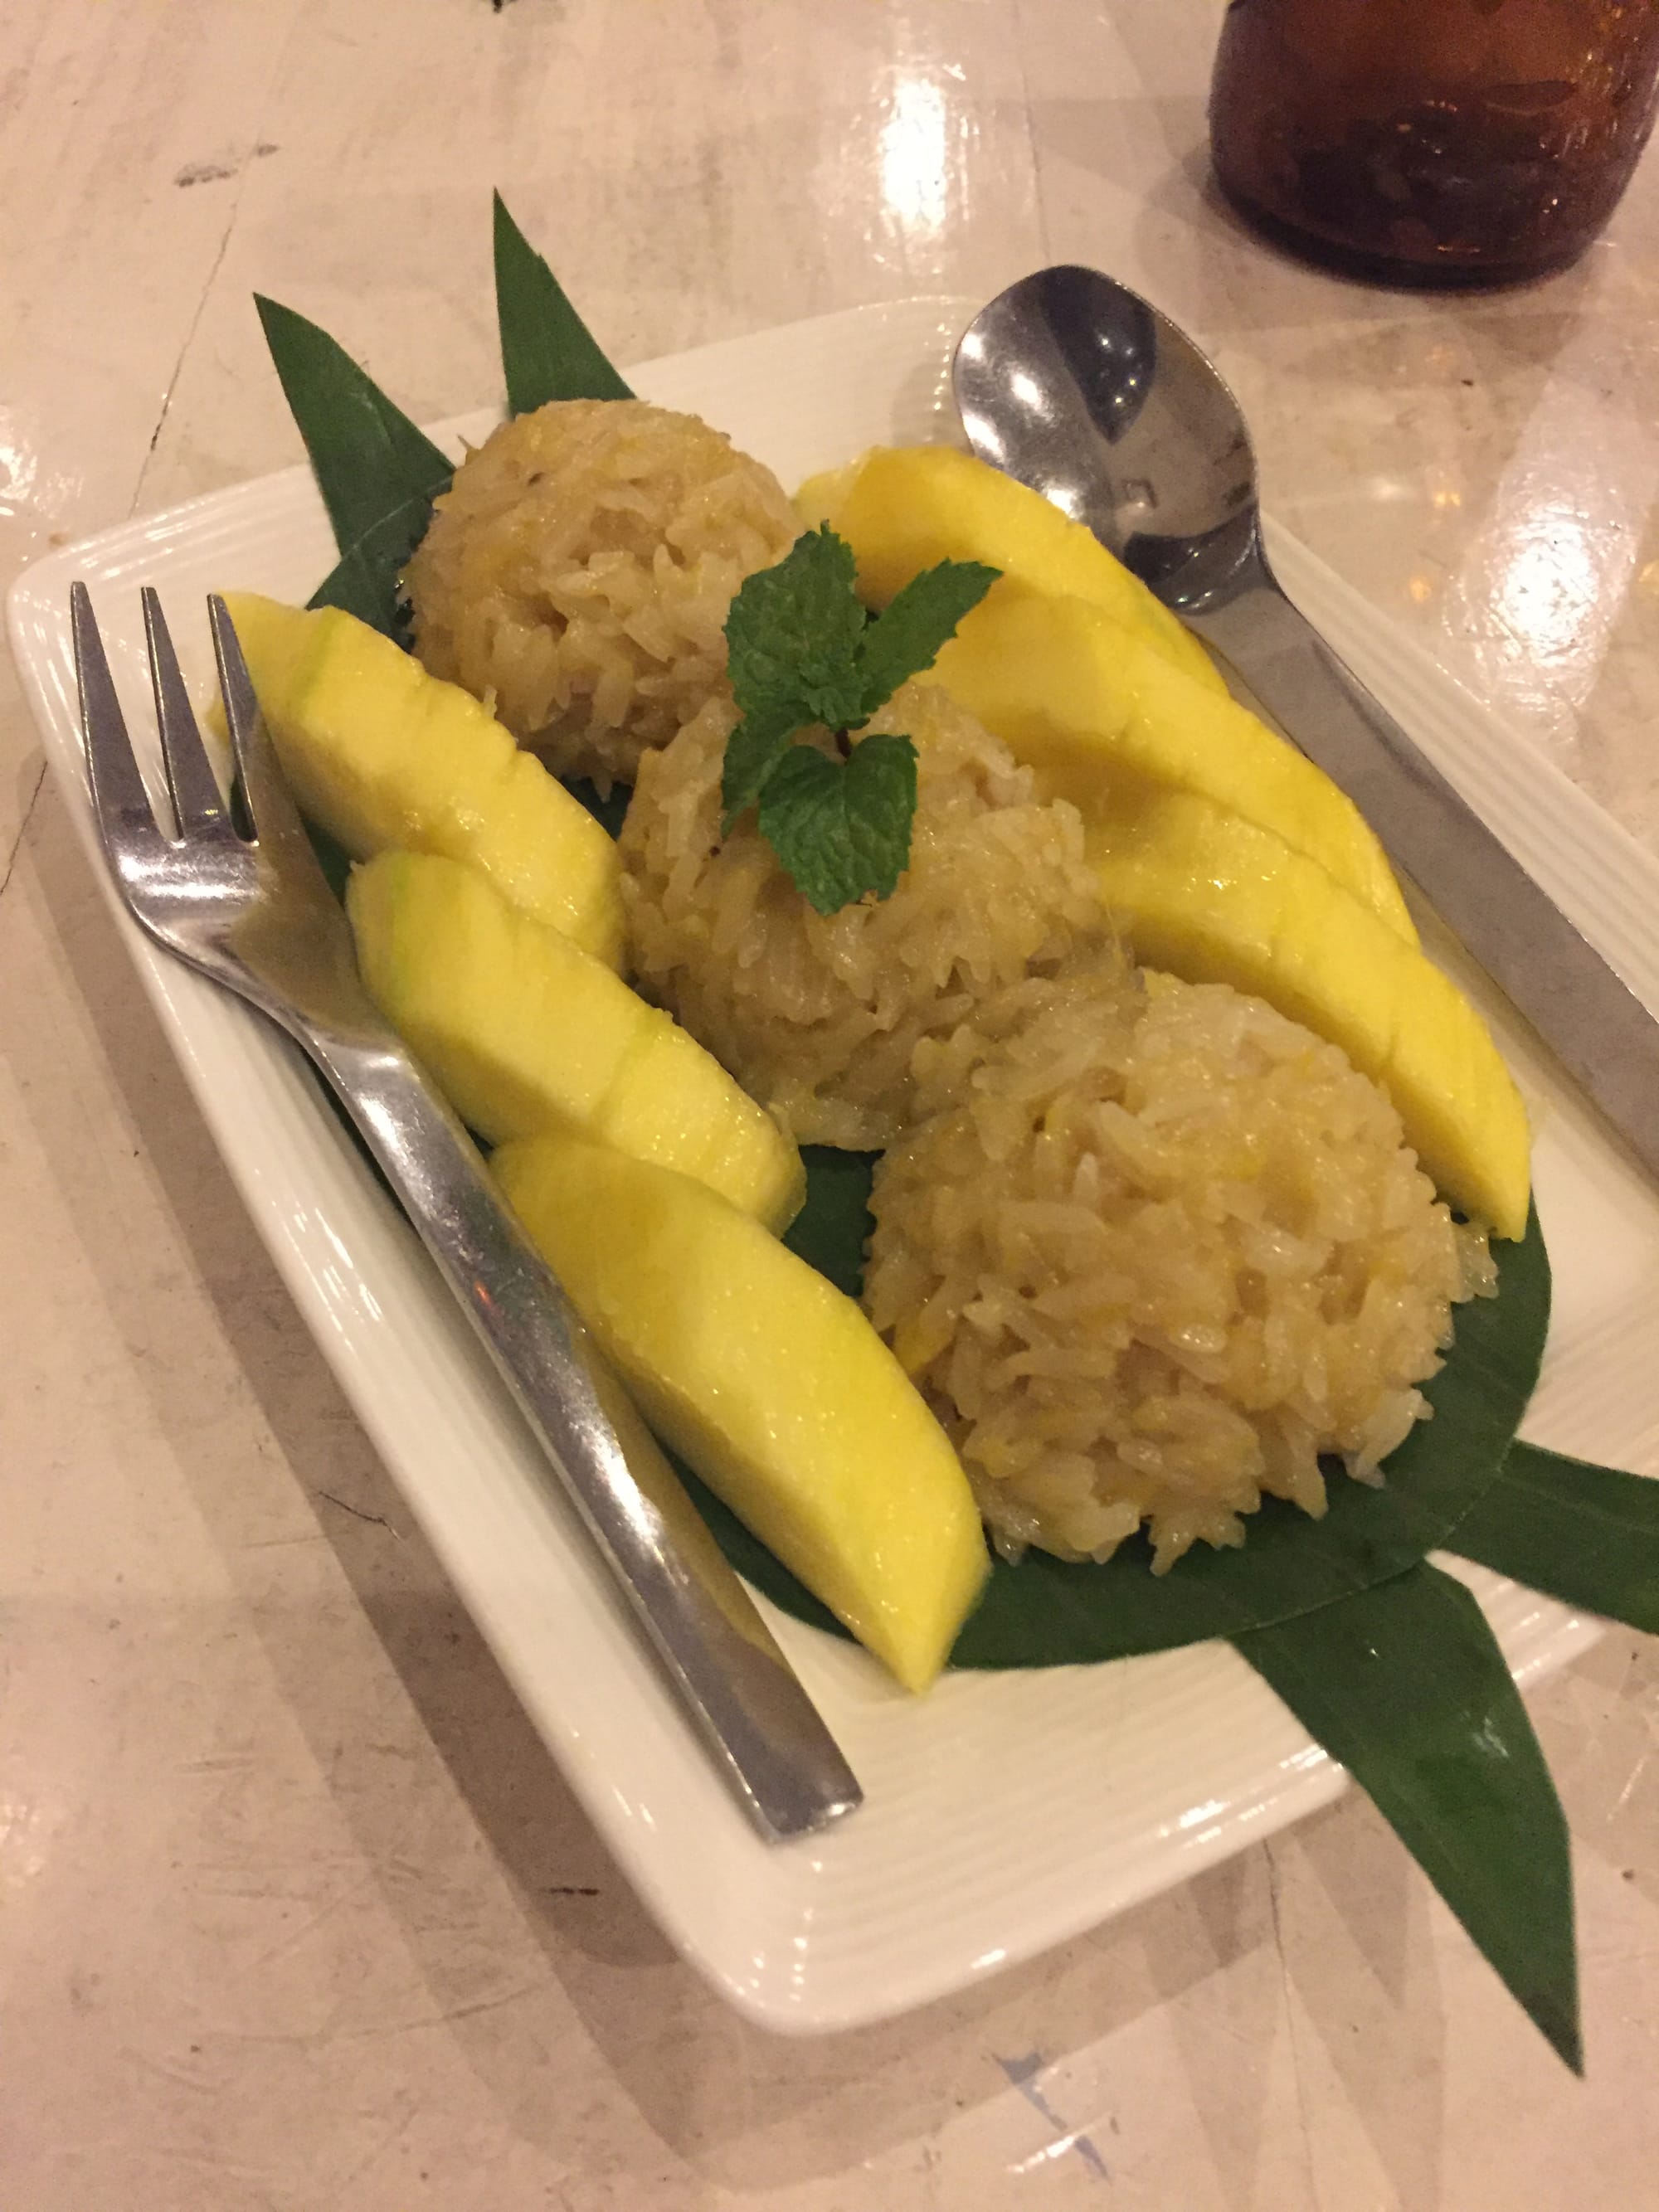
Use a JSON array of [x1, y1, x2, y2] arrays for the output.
[[12, 754, 1469, 2203]]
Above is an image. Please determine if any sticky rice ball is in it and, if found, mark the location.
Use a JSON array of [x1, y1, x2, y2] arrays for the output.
[[405, 400, 800, 790], [864, 957, 1496, 1570], [618, 681, 1108, 1147]]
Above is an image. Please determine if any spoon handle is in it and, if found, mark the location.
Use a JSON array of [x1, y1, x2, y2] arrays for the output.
[[1190, 551, 1659, 1184]]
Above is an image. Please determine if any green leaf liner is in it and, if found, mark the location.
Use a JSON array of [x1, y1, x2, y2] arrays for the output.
[[1452, 1441, 1659, 1631], [1235, 1562, 1581, 2072], [255, 295, 454, 639], [782, 1144, 878, 1297], [306, 518, 428, 642], [703, 1161, 1553, 1660], [493, 190, 635, 413]]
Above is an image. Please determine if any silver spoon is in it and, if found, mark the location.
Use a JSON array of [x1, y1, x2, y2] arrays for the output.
[[955, 264, 1659, 1196]]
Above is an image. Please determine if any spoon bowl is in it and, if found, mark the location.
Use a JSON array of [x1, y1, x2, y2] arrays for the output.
[[953, 265, 1261, 614]]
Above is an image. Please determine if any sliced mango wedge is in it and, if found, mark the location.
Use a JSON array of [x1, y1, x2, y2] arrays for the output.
[[931, 585, 1417, 944], [1087, 788, 1530, 1240], [494, 1132, 990, 1690], [796, 442, 1225, 698], [225, 592, 625, 969], [348, 851, 805, 1232]]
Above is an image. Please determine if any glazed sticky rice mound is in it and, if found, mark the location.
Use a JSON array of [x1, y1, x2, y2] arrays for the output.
[[864, 960, 1496, 1570], [619, 681, 1107, 1146], [405, 400, 800, 790]]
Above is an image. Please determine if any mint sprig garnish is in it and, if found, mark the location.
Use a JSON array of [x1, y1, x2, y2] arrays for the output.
[[720, 525, 998, 911]]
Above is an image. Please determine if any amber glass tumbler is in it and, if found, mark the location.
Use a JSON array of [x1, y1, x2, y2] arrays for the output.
[[1210, 0, 1659, 284]]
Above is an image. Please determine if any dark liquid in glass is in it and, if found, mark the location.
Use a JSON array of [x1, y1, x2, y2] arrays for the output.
[[1210, 0, 1659, 285]]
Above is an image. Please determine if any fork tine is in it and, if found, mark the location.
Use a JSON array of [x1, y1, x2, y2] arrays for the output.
[[142, 587, 230, 837], [71, 582, 163, 849], [207, 595, 313, 863]]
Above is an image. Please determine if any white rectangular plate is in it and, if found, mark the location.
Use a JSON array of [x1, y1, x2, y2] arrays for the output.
[[12, 299, 1659, 2035]]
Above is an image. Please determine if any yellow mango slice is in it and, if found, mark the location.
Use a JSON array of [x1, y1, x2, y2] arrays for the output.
[[796, 443, 1224, 697], [931, 586, 1417, 945], [348, 851, 804, 1232], [224, 592, 625, 969], [494, 1131, 990, 1690], [1086, 789, 1530, 1239]]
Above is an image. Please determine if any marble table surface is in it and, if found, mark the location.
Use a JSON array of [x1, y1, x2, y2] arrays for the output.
[[2, 3, 1657, 2205]]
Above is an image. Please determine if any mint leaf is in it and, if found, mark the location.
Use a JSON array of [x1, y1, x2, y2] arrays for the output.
[[721, 699, 805, 830], [853, 559, 999, 720], [726, 526, 868, 729], [756, 735, 918, 913], [718, 523, 999, 912]]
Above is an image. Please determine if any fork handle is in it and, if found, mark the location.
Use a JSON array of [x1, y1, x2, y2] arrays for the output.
[[295, 1023, 863, 1841]]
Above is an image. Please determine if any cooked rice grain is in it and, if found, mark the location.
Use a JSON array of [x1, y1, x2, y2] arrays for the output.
[[619, 682, 1107, 1145], [865, 960, 1495, 1569], [406, 401, 800, 790]]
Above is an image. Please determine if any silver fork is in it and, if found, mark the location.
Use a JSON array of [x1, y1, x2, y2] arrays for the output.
[[71, 585, 862, 1842]]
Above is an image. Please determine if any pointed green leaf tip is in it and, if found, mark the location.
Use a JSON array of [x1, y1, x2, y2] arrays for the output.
[[493, 190, 634, 414], [254, 294, 453, 639], [258, 196, 633, 633], [718, 524, 997, 909], [1452, 1442, 1659, 1631], [1236, 1563, 1582, 2074]]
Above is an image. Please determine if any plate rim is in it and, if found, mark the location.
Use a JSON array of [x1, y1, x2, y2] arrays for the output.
[[11, 293, 1642, 2035]]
